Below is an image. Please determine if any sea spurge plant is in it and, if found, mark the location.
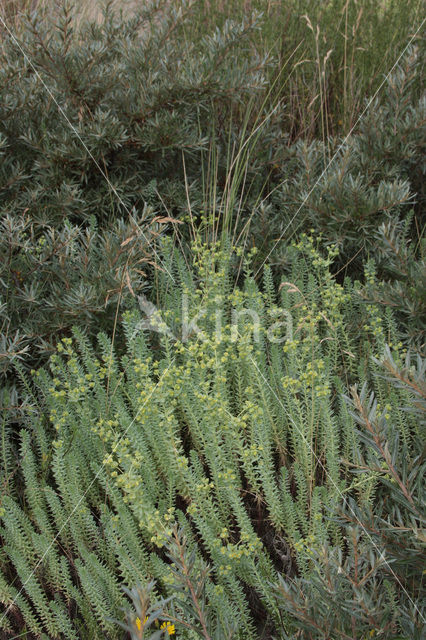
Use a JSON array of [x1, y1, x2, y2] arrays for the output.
[[0, 237, 418, 637]]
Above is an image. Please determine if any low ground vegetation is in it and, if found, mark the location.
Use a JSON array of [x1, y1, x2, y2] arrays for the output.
[[0, 1, 424, 638]]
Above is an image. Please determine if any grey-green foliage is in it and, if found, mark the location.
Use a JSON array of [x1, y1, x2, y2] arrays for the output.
[[0, 209, 162, 379], [172, 0, 424, 139], [362, 221, 426, 347], [251, 45, 425, 347], [0, 0, 269, 226], [261, 46, 424, 257], [0, 237, 414, 639]]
